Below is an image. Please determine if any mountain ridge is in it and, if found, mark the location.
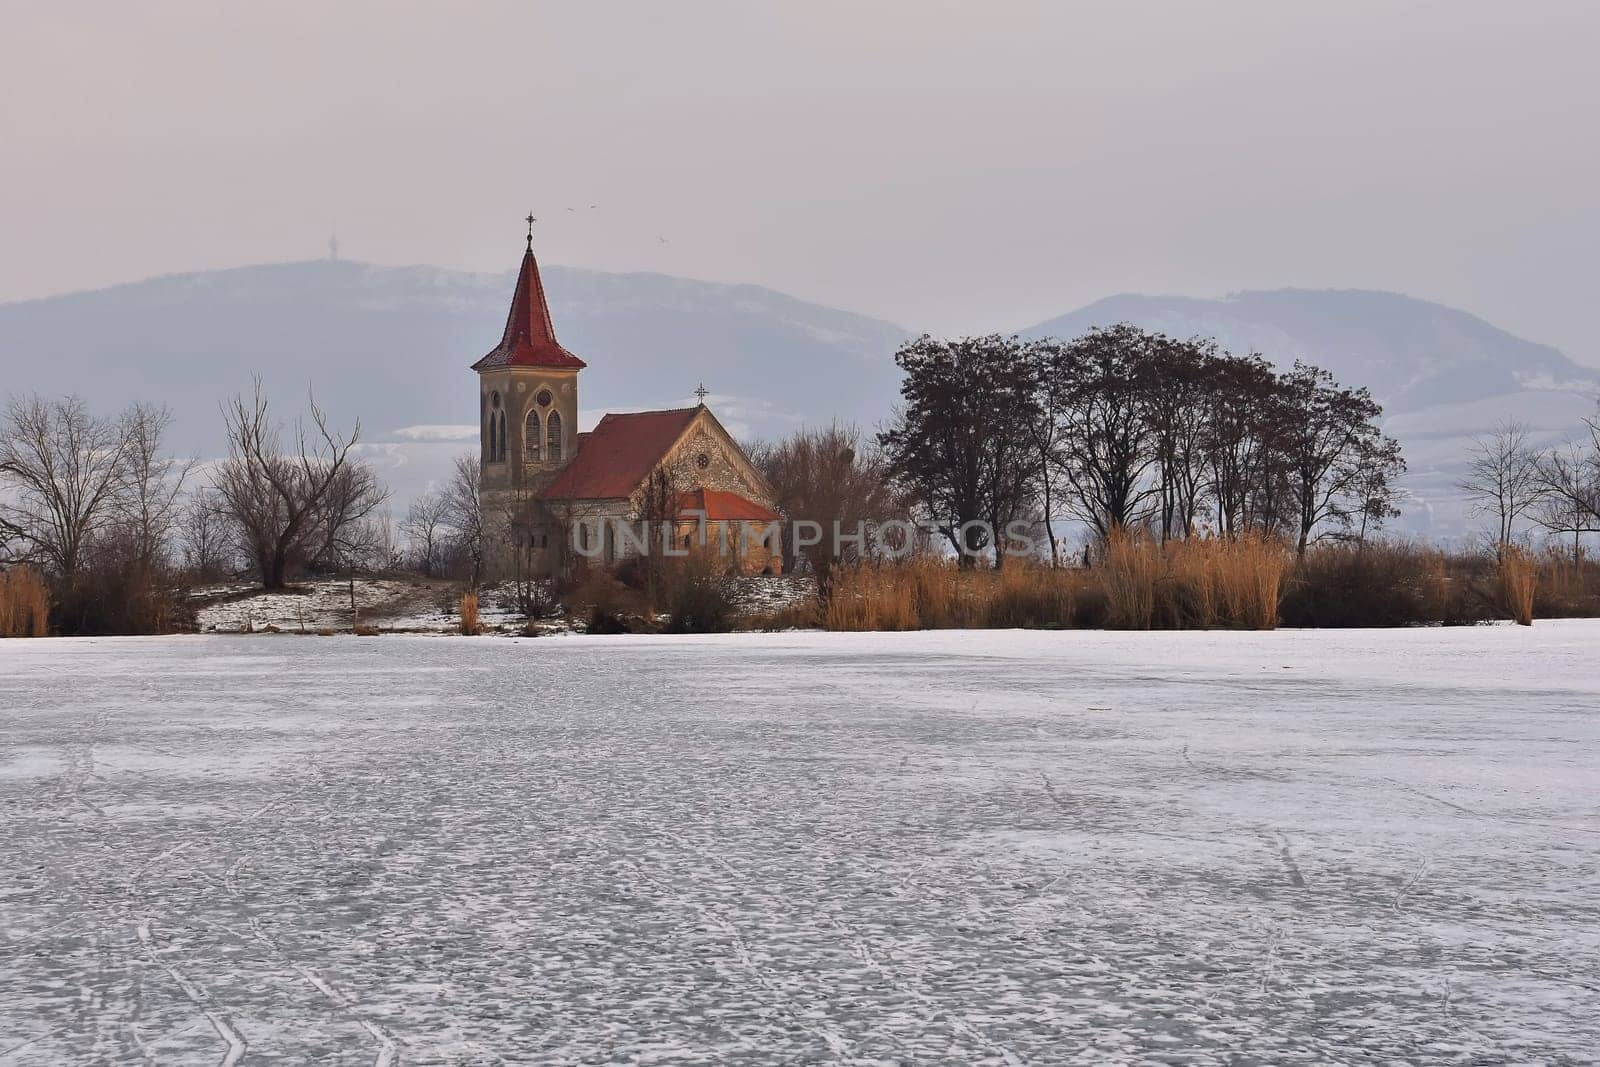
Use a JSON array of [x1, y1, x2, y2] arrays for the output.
[[4, 261, 1595, 539], [1023, 287, 1599, 414]]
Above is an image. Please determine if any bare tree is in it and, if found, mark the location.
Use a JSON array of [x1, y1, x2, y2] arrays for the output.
[[754, 422, 904, 596], [116, 402, 195, 568], [309, 461, 390, 572], [499, 475, 554, 614], [212, 381, 378, 590], [1534, 413, 1600, 559], [1051, 326, 1160, 542], [879, 335, 1041, 567], [1141, 336, 1216, 543], [1348, 435, 1407, 545], [1199, 354, 1280, 538], [1277, 362, 1401, 556], [1532, 471, 1596, 563], [403, 488, 451, 577], [1021, 340, 1071, 566], [439, 452, 485, 586], [1460, 420, 1545, 557], [0, 394, 130, 583], [178, 488, 232, 579]]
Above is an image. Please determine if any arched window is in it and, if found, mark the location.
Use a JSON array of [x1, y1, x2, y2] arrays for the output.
[[488, 391, 505, 463], [547, 410, 563, 463], [524, 410, 542, 463]]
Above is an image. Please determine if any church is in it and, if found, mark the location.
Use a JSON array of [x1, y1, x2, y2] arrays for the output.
[[472, 226, 783, 579]]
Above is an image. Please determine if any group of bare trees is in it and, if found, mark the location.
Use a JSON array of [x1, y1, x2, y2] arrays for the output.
[[0, 394, 194, 580], [879, 326, 1405, 564], [0, 395, 195, 631], [1, 383, 394, 632], [401, 454, 484, 583], [1461, 414, 1600, 560]]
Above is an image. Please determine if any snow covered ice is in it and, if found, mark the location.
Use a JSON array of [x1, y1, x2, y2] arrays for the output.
[[1, 623, 1597, 1064]]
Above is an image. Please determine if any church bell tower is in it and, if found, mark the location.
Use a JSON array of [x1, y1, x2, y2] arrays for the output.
[[470, 216, 587, 498]]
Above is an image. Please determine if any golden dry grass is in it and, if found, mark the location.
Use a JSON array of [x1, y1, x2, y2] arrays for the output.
[[823, 532, 1288, 633], [458, 592, 480, 636], [1498, 546, 1537, 626], [0, 567, 50, 638], [1213, 534, 1288, 631], [1102, 529, 1159, 629], [826, 563, 921, 631]]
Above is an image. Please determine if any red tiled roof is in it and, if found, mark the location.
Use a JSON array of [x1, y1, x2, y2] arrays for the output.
[[471, 248, 587, 371], [543, 408, 701, 500], [673, 488, 780, 523]]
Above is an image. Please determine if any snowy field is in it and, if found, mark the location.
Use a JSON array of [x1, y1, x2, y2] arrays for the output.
[[1, 624, 1597, 1064]]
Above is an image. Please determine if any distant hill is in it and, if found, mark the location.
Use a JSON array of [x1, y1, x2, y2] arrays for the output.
[[0, 258, 908, 449], [3, 267, 1593, 540], [0, 259, 909, 508], [1024, 289, 1599, 414]]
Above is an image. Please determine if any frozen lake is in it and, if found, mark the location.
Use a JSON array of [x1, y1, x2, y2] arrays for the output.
[[1, 625, 1597, 1064]]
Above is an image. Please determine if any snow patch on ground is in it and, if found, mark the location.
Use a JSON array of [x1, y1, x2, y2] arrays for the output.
[[193, 575, 819, 635]]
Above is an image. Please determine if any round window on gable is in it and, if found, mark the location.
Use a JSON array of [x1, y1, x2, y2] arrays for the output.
[[536, 389, 553, 408], [695, 452, 711, 470]]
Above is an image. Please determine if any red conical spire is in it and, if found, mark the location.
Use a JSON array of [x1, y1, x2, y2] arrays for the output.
[[471, 221, 587, 371]]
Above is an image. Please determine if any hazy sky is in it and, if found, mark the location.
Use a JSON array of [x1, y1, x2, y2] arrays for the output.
[[4, 1, 1598, 362]]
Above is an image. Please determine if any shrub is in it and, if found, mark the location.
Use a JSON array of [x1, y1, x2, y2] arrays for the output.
[[661, 572, 744, 633], [1279, 542, 1496, 628], [1534, 548, 1600, 618], [750, 598, 824, 631], [0, 567, 50, 637], [561, 572, 651, 634], [458, 592, 480, 635], [47, 557, 195, 636]]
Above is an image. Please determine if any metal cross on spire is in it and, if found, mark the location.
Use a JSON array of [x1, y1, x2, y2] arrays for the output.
[[694, 383, 709, 404], [525, 212, 536, 250]]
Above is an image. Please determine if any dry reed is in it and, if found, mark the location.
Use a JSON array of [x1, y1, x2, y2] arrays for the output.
[[821, 532, 1288, 633], [1102, 529, 1158, 629], [1215, 534, 1287, 630], [0, 567, 50, 638], [458, 592, 480, 635], [1498, 546, 1537, 626]]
